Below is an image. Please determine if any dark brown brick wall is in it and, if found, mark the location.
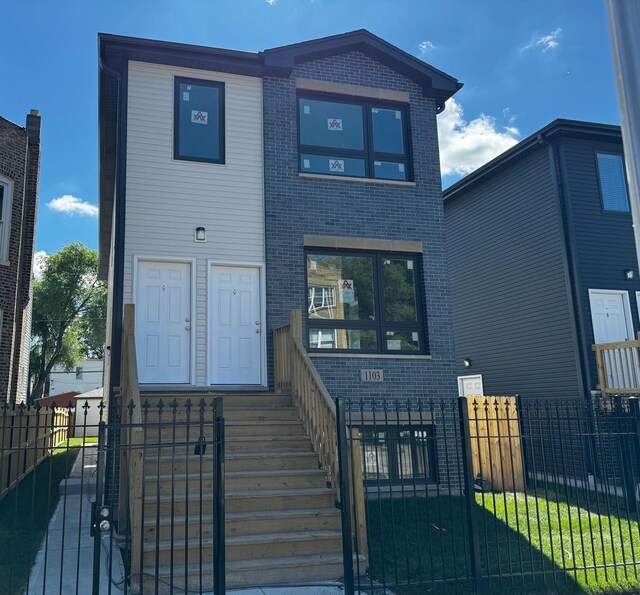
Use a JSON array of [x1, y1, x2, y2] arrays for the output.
[[0, 112, 40, 403]]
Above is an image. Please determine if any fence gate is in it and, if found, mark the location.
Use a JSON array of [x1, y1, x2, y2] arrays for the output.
[[0, 397, 225, 595]]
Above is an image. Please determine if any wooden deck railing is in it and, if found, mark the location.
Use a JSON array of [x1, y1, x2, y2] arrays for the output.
[[116, 304, 144, 588], [274, 310, 367, 567], [593, 333, 640, 396], [0, 404, 71, 501]]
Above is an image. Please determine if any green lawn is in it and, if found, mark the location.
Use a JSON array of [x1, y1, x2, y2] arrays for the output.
[[365, 489, 640, 594], [0, 437, 97, 595]]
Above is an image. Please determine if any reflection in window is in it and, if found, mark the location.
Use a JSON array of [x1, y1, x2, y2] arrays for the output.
[[597, 153, 630, 212]]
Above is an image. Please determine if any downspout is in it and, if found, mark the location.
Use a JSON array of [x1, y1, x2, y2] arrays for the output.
[[99, 56, 127, 416]]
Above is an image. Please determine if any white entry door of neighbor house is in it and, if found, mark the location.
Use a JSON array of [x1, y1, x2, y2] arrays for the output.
[[136, 260, 191, 384], [210, 265, 262, 385], [458, 375, 484, 397], [589, 289, 634, 343]]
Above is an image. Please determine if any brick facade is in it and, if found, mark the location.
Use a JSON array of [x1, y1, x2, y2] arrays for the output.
[[0, 112, 40, 403], [263, 51, 457, 404]]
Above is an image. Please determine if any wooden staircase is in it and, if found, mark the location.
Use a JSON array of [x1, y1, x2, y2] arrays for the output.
[[136, 391, 345, 592]]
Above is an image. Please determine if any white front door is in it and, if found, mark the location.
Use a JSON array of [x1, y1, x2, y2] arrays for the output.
[[211, 265, 262, 385], [589, 290, 634, 343], [136, 261, 191, 384], [458, 375, 484, 397]]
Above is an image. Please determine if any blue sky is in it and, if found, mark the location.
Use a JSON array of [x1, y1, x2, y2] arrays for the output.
[[0, 0, 620, 260]]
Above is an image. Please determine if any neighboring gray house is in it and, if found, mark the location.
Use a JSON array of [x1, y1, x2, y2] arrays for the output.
[[444, 119, 637, 402]]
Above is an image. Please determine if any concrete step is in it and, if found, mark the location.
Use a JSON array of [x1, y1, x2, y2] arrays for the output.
[[144, 487, 336, 516], [142, 508, 341, 542], [145, 468, 327, 494], [148, 553, 350, 592], [143, 530, 342, 566]]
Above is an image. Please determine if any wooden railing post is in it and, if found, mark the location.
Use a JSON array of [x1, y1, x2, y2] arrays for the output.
[[349, 428, 368, 571], [290, 309, 302, 342]]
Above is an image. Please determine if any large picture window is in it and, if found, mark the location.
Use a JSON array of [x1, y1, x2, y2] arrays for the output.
[[306, 251, 425, 353], [298, 95, 410, 181], [174, 77, 225, 164], [597, 152, 629, 213]]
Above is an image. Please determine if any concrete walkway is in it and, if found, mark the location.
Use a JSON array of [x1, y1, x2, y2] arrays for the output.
[[27, 445, 125, 594]]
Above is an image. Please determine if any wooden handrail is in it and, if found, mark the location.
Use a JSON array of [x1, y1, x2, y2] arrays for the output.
[[118, 304, 144, 590], [593, 333, 640, 396], [274, 310, 367, 569]]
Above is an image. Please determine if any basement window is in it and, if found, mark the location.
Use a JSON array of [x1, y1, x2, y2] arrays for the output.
[[361, 425, 437, 485], [174, 77, 225, 164]]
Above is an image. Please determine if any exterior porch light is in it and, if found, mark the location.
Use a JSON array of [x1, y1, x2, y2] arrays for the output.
[[463, 358, 471, 368], [625, 268, 634, 280], [195, 227, 206, 242]]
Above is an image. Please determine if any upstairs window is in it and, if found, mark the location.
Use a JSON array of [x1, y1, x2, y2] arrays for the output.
[[174, 77, 225, 164], [597, 153, 629, 213], [306, 251, 425, 354], [75, 366, 83, 380], [298, 96, 410, 181]]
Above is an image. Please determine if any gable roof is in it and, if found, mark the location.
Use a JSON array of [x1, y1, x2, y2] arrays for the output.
[[98, 30, 462, 277], [443, 119, 623, 203]]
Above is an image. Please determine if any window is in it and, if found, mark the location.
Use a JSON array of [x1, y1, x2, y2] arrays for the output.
[[306, 251, 424, 353], [298, 96, 410, 180], [597, 153, 629, 213], [174, 77, 225, 164], [0, 181, 10, 261], [75, 367, 83, 380], [361, 425, 436, 485]]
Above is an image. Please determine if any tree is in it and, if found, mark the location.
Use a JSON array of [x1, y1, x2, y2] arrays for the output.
[[29, 243, 106, 401]]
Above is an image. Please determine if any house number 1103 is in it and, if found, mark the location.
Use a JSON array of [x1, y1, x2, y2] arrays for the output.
[[361, 369, 384, 382]]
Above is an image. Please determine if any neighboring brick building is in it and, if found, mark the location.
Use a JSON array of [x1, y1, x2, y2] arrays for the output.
[[0, 111, 41, 403]]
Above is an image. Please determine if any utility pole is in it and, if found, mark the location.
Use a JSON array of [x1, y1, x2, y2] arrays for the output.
[[607, 0, 640, 263]]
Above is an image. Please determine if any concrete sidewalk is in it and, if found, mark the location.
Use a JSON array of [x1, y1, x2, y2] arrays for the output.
[[27, 445, 125, 594]]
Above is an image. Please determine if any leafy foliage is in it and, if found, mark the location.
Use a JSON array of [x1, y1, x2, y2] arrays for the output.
[[29, 243, 106, 401]]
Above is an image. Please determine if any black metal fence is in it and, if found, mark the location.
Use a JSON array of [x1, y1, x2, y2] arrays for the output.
[[338, 395, 640, 595], [0, 396, 226, 595]]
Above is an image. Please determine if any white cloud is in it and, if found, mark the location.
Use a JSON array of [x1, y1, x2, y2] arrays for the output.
[[47, 195, 98, 217], [522, 28, 562, 53], [418, 40, 436, 53], [437, 98, 520, 177], [33, 251, 47, 280], [265, 0, 276, 5]]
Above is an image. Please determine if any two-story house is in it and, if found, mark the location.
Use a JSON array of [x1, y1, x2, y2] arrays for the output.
[[0, 111, 40, 404], [444, 119, 637, 403], [98, 30, 461, 588]]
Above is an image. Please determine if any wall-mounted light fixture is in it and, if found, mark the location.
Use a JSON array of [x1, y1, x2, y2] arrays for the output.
[[195, 227, 206, 242], [463, 358, 471, 368], [625, 269, 635, 280]]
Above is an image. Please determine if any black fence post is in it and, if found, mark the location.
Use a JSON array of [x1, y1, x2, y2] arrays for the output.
[[626, 397, 640, 512], [615, 395, 638, 513], [458, 396, 483, 594], [92, 420, 107, 595], [336, 398, 355, 595], [213, 397, 226, 595]]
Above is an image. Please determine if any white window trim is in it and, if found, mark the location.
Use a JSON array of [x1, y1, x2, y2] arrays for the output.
[[0, 176, 14, 262], [588, 288, 635, 342], [457, 374, 484, 397]]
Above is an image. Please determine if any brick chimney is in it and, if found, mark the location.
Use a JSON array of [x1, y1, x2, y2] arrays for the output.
[[26, 109, 41, 144]]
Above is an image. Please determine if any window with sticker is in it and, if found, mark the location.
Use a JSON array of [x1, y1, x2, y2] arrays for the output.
[[298, 96, 410, 181], [174, 77, 225, 164], [305, 251, 425, 353]]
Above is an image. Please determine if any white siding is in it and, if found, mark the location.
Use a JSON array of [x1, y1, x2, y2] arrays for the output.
[[124, 61, 265, 386], [49, 359, 104, 396]]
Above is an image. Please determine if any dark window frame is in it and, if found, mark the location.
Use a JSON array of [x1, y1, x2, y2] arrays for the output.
[[304, 249, 427, 354], [173, 76, 226, 164], [595, 151, 630, 215], [297, 93, 412, 181], [360, 424, 438, 486]]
